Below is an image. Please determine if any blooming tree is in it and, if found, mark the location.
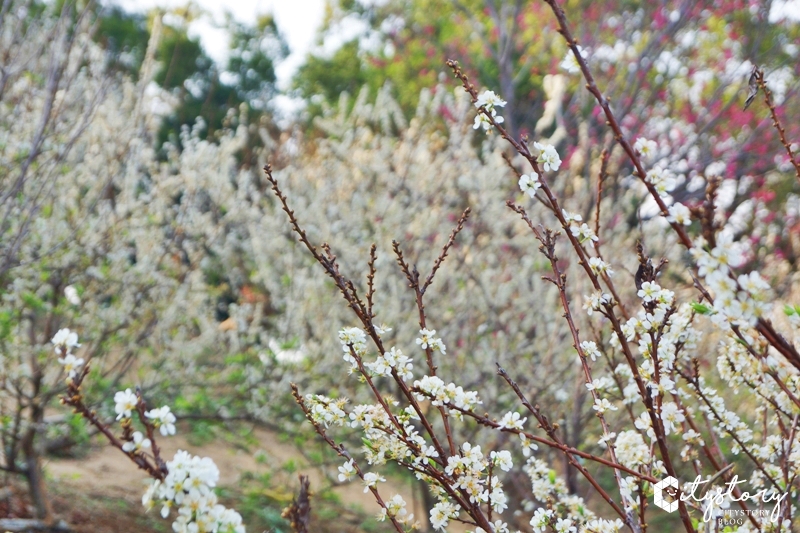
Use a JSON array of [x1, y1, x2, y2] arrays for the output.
[[4, 0, 800, 531], [266, 3, 800, 533]]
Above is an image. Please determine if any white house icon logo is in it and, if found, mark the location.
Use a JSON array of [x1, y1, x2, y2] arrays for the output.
[[654, 476, 680, 513]]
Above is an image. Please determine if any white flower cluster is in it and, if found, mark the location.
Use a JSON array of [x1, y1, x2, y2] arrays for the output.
[[430, 500, 460, 530], [533, 142, 562, 172], [560, 209, 597, 246], [305, 394, 349, 427], [633, 137, 658, 161], [377, 494, 416, 527], [146, 405, 178, 436], [109, 386, 244, 532], [514, 143, 561, 197], [365, 346, 414, 380], [620, 282, 676, 343], [53, 328, 84, 380], [413, 375, 482, 415], [123, 431, 151, 453], [497, 412, 526, 430], [692, 235, 771, 327], [339, 326, 369, 371], [633, 137, 697, 227], [518, 172, 541, 198], [587, 257, 614, 277], [351, 400, 440, 468], [667, 202, 692, 225], [526, 460, 596, 532], [416, 328, 447, 353], [143, 450, 245, 533], [443, 443, 509, 518], [583, 291, 612, 315], [692, 377, 754, 456], [473, 90, 507, 132], [560, 45, 588, 74], [644, 166, 677, 197]]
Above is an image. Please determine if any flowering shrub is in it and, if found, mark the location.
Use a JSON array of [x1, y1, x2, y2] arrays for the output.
[[3, 0, 800, 532], [265, 4, 800, 533]]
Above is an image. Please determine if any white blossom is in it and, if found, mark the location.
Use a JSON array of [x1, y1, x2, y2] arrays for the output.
[[498, 411, 526, 430], [633, 137, 658, 160], [338, 459, 355, 482], [145, 406, 177, 436], [667, 202, 692, 225], [64, 285, 81, 305], [533, 142, 562, 172], [114, 388, 138, 420], [57, 353, 84, 379], [560, 45, 588, 74], [519, 173, 541, 197], [122, 431, 151, 453], [51, 328, 80, 353]]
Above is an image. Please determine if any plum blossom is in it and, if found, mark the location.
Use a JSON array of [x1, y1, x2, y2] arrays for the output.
[[475, 90, 507, 110], [570, 223, 598, 245], [593, 398, 618, 413], [634, 137, 658, 160], [64, 285, 81, 305], [122, 431, 151, 453], [363, 472, 386, 492], [57, 353, 84, 379], [533, 142, 562, 171], [580, 340, 601, 361], [114, 388, 138, 420], [667, 202, 692, 225], [560, 45, 588, 74], [519, 172, 541, 197], [143, 450, 243, 533], [498, 411, 526, 430], [51, 328, 80, 353], [145, 406, 177, 436], [338, 459, 355, 482], [473, 90, 507, 132]]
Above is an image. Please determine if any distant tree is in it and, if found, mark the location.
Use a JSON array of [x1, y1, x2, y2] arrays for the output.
[[296, 0, 800, 142], [94, 6, 151, 77], [91, 5, 287, 150], [226, 14, 289, 111], [293, 39, 371, 117]]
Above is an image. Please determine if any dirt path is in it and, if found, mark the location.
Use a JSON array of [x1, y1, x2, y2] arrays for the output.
[[45, 426, 432, 530]]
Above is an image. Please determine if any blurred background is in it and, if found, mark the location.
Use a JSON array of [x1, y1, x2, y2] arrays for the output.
[[1, 0, 800, 531]]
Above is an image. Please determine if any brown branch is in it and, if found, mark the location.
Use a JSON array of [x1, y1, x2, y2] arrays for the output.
[[755, 68, 800, 185], [422, 207, 471, 294], [282, 475, 312, 533], [366, 244, 377, 320], [60, 365, 165, 481]]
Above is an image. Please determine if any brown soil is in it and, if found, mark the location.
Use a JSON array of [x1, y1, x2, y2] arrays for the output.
[[1, 426, 431, 532]]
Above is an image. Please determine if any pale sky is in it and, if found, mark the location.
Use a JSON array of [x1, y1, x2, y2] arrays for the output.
[[110, 0, 327, 90]]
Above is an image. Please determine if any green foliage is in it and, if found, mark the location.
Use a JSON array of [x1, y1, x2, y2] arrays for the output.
[[155, 27, 210, 90], [91, 5, 286, 151], [293, 40, 371, 116], [226, 15, 288, 111], [94, 7, 150, 76]]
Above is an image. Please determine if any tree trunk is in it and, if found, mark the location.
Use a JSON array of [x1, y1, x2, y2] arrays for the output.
[[21, 403, 52, 523]]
